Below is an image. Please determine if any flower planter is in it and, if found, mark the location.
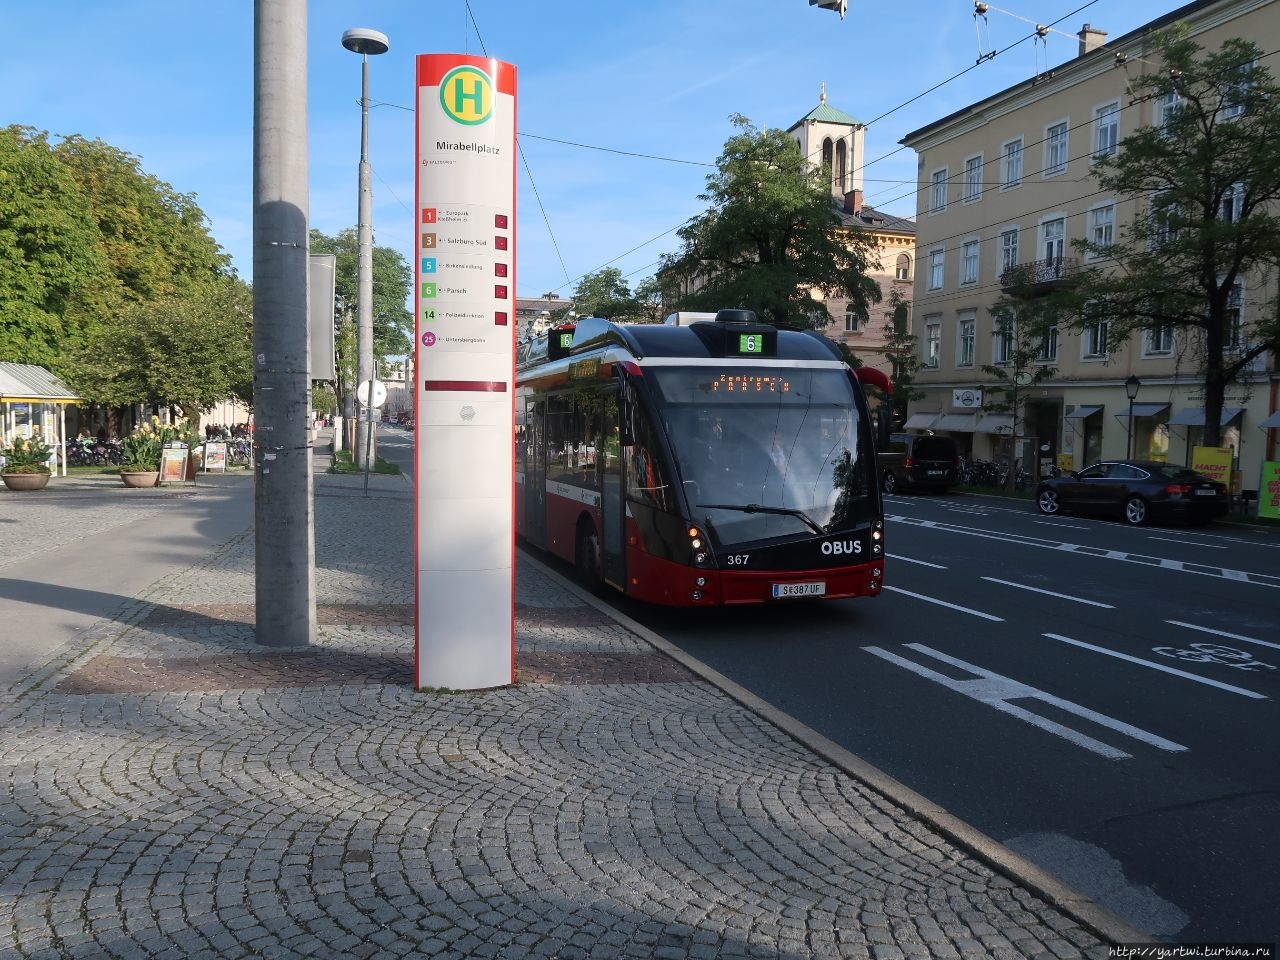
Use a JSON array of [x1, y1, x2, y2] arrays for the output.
[[120, 471, 160, 488], [1, 472, 51, 491]]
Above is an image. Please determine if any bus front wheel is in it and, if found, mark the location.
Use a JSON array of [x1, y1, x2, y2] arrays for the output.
[[576, 521, 604, 592]]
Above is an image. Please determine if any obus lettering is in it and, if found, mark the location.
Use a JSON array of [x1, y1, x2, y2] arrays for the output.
[[821, 540, 862, 556]]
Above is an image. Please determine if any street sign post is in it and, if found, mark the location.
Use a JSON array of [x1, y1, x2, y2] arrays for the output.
[[415, 53, 517, 691]]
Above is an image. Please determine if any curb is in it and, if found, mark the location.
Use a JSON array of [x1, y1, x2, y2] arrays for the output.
[[520, 547, 1155, 949]]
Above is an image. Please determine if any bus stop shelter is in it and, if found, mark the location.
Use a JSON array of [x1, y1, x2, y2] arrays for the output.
[[0, 363, 80, 477]]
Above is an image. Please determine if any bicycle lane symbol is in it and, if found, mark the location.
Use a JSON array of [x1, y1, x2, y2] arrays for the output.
[[1151, 643, 1277, 672]]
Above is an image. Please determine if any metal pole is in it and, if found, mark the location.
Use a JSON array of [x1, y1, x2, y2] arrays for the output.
[[355, 54, 376, 469], [252, 0, 317, 648], [363, 402, 374, 496], [1127, 398, 1134, 460]]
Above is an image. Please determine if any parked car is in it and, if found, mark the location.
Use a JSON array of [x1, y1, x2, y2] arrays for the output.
[[1035, 459, 1228, 526], [878, 433, 960, 494]]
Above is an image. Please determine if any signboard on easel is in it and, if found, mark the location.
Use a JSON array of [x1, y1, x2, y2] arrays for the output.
[[159, 443, 189, 484]]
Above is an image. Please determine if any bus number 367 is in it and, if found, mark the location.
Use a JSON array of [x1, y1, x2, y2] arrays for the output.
[[725, 555, 750, 566]]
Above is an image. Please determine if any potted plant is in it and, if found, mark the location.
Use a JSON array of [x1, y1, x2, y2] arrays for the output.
[[120, 424, 162, 487], [0, 431, 54, 491]]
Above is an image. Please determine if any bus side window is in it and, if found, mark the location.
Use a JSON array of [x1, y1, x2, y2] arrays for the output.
[[625, 407, 672, 512]]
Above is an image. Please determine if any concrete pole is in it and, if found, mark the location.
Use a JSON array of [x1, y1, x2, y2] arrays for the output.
[[252, 0, 317, 647], [355, 54, 376, 469]]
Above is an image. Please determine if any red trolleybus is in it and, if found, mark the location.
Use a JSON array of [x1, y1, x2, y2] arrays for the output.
[[515, 309, 886, 606]]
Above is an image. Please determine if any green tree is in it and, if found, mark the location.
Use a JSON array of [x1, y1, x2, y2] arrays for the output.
[[65, 277, 253, 419], [663, 115, 880, 329], [0, 127, 112, 370], [572, 267, 643, 321], [982, 304, 1058, 490], [52, 135, 229, 301], [309, 228, 413, 361], [879, 289, 922, 430], [1041, 29, 1280, 448]]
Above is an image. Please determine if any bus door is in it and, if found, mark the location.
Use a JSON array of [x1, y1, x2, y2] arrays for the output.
[[601, 390, 625, 588], [525, 398, 547, 548]]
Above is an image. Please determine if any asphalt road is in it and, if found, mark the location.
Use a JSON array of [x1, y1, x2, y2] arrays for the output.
[[602, 492, 1280, 946]]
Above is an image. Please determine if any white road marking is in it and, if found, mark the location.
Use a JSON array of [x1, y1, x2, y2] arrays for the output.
[[1033, 520, 1091, 530], [1042, 633, 1267, 699], [863, 643, 1186, 759], [1147, 536, 1226, 549], [887, 514, 1280, 590], [887, 553, 947, 569], [1165, 619, 1280, 653], [980, 577, 1115, 608], [882, 585, 1003, 621]]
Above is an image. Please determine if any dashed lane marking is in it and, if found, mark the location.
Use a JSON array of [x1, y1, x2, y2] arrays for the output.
[[980, 577, 1115, 608], [882, 585, 1003, 621], [888, 514, 1280, 590], [1165, 619, 1280, 653]]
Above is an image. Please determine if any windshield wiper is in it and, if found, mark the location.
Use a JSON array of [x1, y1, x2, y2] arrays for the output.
[[698, 503, 825, 536]]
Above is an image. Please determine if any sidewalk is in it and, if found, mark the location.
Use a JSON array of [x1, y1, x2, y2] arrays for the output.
[[0, 454, 1140, 959]]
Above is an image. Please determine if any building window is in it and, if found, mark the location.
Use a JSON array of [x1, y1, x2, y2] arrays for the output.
[[961, 240, 979, 285], [963, 154, 983, 202], [993, 313, 1015, 365], [1156, 91, 1183, 133], [1221, 61, 1253, 120], [924, 318, 941, 368], [1042, 218, 1066, 265], [1149, 190, 1180, 249], [1002, 138, 1023, 189], [1083, 303, 1108, 358], [1045, 121, 1069, 176], [928, 248, 944, 290], [835, 140, 848, 193], [999, 229, 1019, 276], [1093, 101, 1120, 159], [1226, 283, 1244, 350], [895, 253, 911, 281], [1145, 324, 1174, 355], [1220, 182, 1244, 224], [958, 314, 976, 368], [930, 168, 948, 213], [844, 306, 863, 332], [1036, 324, 1059, 362], [1088, 204, 1115, 255]]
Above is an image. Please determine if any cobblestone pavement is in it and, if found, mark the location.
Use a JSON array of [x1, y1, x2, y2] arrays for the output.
[[0, 466, 1121, 959]]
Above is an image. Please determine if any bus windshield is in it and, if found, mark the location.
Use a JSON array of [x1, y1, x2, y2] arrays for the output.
[[648, 366, 871, 546]]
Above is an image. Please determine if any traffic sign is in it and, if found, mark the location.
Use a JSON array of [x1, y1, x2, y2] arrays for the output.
[[357, 379, 387, 409]]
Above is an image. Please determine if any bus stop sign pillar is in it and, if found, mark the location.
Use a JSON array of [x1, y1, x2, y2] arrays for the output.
[[414, 54, 517, 690]]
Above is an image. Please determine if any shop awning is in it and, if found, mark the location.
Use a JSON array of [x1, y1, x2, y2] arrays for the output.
[[1130, 402, 1170, 418], [1260, 411, 1280, 429], [975, 414, 1014, 434], [901, 412, 939, 430], [1168, 406, 1244, 426], [1064, 405, 1103, 419], [934, 413, 980, 432]]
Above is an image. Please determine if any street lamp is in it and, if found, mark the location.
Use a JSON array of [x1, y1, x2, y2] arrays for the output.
[[342, 27, 389, 470], [1124, 374, 1141, 460]]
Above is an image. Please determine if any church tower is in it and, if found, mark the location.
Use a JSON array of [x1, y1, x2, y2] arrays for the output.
[[787, 83, 864, 201]]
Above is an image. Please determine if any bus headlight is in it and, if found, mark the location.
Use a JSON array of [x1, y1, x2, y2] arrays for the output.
[[691, 590, 702, 601], [696, 577, 706, 587]]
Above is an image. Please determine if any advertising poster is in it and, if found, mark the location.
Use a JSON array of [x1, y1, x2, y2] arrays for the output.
[[203, 441, 227, 472], [1191, 445, 1233, 489], [1259, 461, 1280, 520], [415, 54, 517, 691], [159, 444, 189, 484]]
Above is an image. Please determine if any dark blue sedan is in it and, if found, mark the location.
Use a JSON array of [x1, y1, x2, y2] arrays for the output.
[[1036, 460, 1229, 526]]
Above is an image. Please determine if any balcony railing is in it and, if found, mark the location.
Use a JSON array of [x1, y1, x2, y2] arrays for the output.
[[999, 257, 1079, 295]]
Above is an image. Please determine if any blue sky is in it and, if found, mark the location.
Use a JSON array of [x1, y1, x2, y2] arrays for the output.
[[5, 0, 1179, 300]]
